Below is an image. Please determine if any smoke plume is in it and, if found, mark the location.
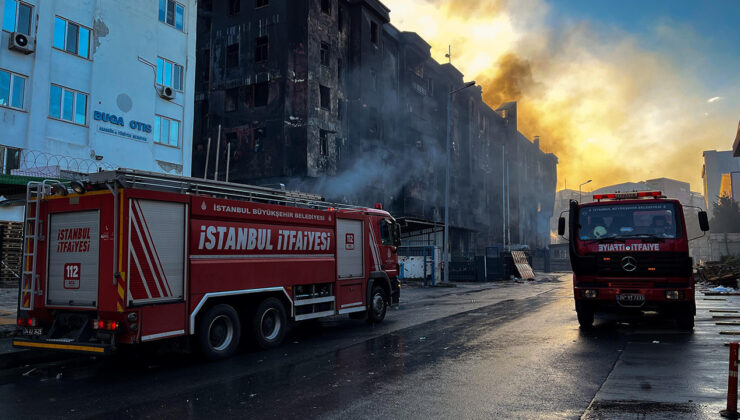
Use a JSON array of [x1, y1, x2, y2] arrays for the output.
[[392, 0, 739, 192]]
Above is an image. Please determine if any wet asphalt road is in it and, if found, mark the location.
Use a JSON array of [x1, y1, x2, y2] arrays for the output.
[[0, 276, 727, 419]]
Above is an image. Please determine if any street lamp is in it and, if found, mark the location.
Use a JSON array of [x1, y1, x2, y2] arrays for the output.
[[443, 80, 476, 284], [579, 179, 592, 202]]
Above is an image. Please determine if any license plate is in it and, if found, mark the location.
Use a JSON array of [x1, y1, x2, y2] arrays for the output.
[[22, 327, 43, 336], [617, 294, 645, 303]]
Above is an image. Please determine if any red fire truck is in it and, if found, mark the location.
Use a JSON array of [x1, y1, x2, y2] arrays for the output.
[[558, 191, 709, 329], [13, 170, 401, 359]]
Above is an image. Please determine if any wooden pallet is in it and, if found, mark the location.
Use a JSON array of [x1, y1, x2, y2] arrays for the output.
[[0, 222, 23, 288], [511, 251, 536, 280]]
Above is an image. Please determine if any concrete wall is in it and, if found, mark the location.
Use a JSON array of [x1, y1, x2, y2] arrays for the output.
[[0, 0, 196, 175]]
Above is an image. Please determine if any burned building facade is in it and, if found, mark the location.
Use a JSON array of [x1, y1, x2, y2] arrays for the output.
[[193, 0, 558, 255]]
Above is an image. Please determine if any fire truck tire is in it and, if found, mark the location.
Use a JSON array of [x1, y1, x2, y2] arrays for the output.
[[577, 307, 594, 329], [252, 298, 287, 349], [197, 304, 241, 360], [367, 285, 388, 324], [676, 312, 694, 330]]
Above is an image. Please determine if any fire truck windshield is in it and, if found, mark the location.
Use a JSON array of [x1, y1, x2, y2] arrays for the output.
[[578, 202, 680, 241]]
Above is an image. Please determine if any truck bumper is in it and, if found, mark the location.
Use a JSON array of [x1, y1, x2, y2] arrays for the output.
[[12, 337, 112, 354], [574, 286, 694, 314]]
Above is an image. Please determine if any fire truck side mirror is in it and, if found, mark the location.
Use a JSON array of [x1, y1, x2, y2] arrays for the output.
[[698, 211, 710, 232], [558, 217, 566, 236], [393, 223, 402, 247]]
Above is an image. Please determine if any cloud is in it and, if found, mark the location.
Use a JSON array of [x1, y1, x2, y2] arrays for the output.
[[391, 0, 739, 192]]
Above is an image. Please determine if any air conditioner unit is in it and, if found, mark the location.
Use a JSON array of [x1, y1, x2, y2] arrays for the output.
[[158, 86, 176, 100], [8, 32, 35, 54]]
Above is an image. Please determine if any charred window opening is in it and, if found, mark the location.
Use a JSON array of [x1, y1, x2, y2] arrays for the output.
[[199, 0, 212, 11], [337, 59, 343, 83], [321, 0, 331, 14], [337, 98, 343, 120], [320, 130, 329, 156], [370, 21, 378, 45], [226, 43, 239, 69], [200, 48, 210, 82], [255, 0, 268, 8], [335, 137, 343, 161], [254, 82, 268, 107], [225, 88, 238, 112], [338, 7, 343, 32], [320, 42, 330, 67], [320, 85, 331, 110], [254, 127, 265, 152], [255, 36, 268, 63], [370, 69, 377, 91], [369, 107, 379, 137], [229, 0, 240, 15]]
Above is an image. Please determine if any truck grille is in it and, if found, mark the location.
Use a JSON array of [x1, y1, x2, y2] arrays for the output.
[[593, 252, 691, 278]]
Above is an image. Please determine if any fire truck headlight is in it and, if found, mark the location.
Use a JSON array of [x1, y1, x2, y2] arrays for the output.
[[665, 290, 681, 300], [51, 182, 68, 196], [127, 312, 138, 322], [70, 180, 87, 194], [584, 290, 598, 299]]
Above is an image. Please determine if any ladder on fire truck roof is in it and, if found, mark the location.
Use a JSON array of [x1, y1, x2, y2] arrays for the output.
[[20, 181, 56, 311], [87, 169, 363, 211]]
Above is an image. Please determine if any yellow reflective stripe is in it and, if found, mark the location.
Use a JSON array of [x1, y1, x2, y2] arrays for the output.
[[13, 340, 106, 353]]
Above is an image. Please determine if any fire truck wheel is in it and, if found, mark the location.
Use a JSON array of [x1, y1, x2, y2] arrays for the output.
[[253, 298, 287, 349], [367, 285, 388, 324], [198, 304, 241, 360], [676, 313, 694, 330], [576, 307, 594, 329]]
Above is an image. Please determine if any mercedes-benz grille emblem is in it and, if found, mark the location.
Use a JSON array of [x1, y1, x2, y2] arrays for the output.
[[621, 256, 637, 272]]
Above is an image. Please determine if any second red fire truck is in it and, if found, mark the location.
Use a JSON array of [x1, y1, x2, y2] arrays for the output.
[[559, 191, 709, 329], [13, 170, 402, 360]]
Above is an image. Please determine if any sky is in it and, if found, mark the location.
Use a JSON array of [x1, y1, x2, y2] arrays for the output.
[[390, 0, 740, 193]]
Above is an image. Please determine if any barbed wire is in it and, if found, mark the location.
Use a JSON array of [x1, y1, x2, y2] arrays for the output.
[[14, 150, 116, 178]]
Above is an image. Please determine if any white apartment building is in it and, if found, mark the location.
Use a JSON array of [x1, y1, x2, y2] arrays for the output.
[[0, 0, 196, 177]]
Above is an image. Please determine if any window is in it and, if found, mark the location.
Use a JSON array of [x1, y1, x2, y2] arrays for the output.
[[380, 219, 393, 245], [255, 0, 269, 8], [53, 17, 91, 59], [229, 0, 240, 15], [370, 69, 377, 91], [337, 98, 343, 121], [225, 88, 238, 112], [0, 145, 21, 175], [338, 7, 343, 32], [254, 82, 268, 106], [254, 127, 265, 152], [255, 36, 268, 62], [370, 21, 378, 45], [321, 0, 331, 14], [320, 42, 330, 67], [156, 57, 184, 91], [48, 84, 87, 125], [158, 0, 184, 30], [337, 59, 343, 83], [320, 85, 330, 110], [153, 115, 181, 147], [0, 69, 25, 110], [2, 0, 32, 35], [200, 48, 210, 82], [226, 43, 239, 69], [319, 130, 329, 156]]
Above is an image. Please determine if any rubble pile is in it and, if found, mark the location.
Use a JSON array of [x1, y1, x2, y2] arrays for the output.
[[697, 256, 740, 287]]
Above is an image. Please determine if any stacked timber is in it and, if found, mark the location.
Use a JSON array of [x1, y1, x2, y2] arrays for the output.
[[0, 221, 23, 288]]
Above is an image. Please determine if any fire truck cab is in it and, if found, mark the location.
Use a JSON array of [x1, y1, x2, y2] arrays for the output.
[[558, 191, 709, 330], [13, 170, 402, 360]]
